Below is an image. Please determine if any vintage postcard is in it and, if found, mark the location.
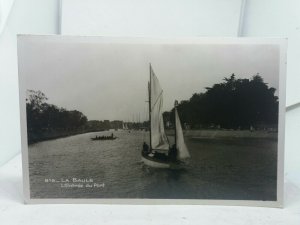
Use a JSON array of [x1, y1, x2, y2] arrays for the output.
[[18, 36, 286, 206]]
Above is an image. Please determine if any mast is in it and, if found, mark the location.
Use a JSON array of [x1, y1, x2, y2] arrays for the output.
[[149, 63, 152, 150], [174, 100, 178, 149]]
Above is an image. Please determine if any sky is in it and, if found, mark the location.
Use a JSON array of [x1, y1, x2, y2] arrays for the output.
[[19, 36, 280, 122]]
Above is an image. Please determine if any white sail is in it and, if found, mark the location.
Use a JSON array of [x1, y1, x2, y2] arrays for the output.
[[150, 66, 169, 150], [175, 108, 190, 159]]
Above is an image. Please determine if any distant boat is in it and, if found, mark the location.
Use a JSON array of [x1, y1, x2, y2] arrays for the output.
[[141, 64, 190, 168], [91, 133, 117, 141], [122, 122, 129, 130]]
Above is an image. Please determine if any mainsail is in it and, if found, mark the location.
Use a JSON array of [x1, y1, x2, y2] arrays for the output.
[[150, 65, 169, 150], [175, 107, 190, 159]]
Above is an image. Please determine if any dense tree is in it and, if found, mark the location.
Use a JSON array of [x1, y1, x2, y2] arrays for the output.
[[165, 74, 278, 130], [26, 90, 88, 133]]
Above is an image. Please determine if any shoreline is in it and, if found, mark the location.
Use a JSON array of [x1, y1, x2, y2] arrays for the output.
[[28, 129, 106, 145], [165, 129, 278, 140], [29, 129, 278, 145]]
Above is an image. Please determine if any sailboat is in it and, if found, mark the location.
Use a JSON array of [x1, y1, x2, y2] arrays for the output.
[[122, 122, 128, 130], [141, 64, 190, 168]]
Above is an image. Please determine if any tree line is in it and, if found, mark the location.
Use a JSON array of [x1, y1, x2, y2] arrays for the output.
[[163, 74, 278, 130], [26, 90, 88, 132], [26, 90, 145, 143], [26, 73, 278, 143]]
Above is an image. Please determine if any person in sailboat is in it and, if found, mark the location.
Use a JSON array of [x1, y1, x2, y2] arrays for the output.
[[168, 144, 177, 161], [142, 142, 150, 154]]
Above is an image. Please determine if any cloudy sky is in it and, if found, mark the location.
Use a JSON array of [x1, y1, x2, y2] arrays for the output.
[[19, 36, 280, 122]]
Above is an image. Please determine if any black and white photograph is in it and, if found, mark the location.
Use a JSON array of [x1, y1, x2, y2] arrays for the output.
[[18, 36, 286, 205]]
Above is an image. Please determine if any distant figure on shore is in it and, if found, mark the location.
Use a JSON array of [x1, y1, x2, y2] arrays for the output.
[[111, 133, 114, 138]]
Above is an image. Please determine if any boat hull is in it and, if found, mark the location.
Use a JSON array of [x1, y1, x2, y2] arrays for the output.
[[91, 137, 117, 141], [141, 155, 170, 168]]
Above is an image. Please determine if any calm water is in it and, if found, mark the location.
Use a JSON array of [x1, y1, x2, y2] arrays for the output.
[[29, 130, 277, 200]]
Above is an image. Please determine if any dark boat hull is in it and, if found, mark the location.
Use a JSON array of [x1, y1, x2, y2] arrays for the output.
[[141, 155, 170, 168], [141, 151, 182, 169], [91, 137, 117, 141]]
